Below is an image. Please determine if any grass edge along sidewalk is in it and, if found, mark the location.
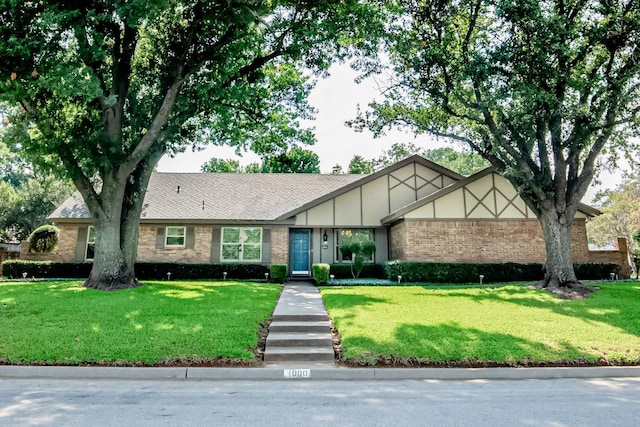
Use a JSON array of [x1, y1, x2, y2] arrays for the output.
[[321, 281, 640, 367]]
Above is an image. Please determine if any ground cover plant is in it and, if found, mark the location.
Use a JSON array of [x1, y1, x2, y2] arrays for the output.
[[0, 280, 280, 365], [321, 282, 640, 366]]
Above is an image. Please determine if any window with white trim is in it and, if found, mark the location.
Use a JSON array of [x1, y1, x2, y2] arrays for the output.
[[221, 227, 262, 262], [85, 226, 95, 261], [336, 229, 374, 262], [165, 226, 186, 247]]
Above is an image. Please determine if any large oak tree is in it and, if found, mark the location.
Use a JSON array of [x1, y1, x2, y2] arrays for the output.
[[354, 0, 640, 295], [0, 0, 380, 289]]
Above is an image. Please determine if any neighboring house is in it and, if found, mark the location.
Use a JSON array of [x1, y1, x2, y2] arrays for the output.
[[44, 155, 630, 278]]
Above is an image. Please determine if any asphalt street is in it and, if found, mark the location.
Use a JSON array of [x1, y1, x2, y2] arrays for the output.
[[1, 377, 639, 426]]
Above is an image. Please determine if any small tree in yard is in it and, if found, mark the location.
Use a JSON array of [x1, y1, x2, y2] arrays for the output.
[[28, 224, 60, 253], [0, 1, 382, 289], [354, 0, 640, 297], [340, 241, 376, 278]]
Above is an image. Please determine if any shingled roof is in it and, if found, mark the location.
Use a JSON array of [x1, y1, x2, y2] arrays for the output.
[[50, 172, 365, 222]]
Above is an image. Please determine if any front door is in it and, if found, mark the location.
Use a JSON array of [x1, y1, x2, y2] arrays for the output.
[[290, 229, 311, 276]]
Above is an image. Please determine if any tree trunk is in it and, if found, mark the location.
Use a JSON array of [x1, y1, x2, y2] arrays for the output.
[[84, 216, 139, 291], [537, 208, 594, 298], [83, 149, 163, 291], [82, 173, 139, 291]]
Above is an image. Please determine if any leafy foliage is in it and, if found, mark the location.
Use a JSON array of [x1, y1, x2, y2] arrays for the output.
[[260, 146, 320, 173], [27, 224, 59, 253], [269, 263, 288, 283], [200, 158, 242, 173], [351, 0, 640, 287], [328, 263, 386, 279], [384, 261, 620, 284], [347, 142, 488, 175], [587, 173, 640, 255], [0, 1, 384, 288], [0, 137, 74, 242], [201, 146, 321, 173], [312, 263, 330, 284], [2, 260, 271, 280], [340, 240, 376, 278]]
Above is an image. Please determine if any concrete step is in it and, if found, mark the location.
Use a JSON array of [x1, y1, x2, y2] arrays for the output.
[[268, 321, 331, 333], [266, 332, 333, 348], [272, 313, 328, 322], [263, 346, 335, 363]]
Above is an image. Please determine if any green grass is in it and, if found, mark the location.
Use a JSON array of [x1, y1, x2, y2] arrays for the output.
[[321, 282, 640, 365], [0, 280, 280, 365]]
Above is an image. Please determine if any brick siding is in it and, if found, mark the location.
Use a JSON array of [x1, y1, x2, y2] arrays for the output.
[[137, 226, 212, 263], [271, 226, 289, 264], [390, 219, 629, 277]]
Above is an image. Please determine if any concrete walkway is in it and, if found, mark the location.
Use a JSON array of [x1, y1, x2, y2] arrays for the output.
[[263, 281, 335, 366]]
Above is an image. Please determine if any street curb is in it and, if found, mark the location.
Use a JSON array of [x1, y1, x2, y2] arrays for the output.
[[2, 365, 640, 381]]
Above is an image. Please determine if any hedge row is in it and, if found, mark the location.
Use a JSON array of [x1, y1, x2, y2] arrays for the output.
[[385, 261, 621, 283], [1, 260, 269, 281], [327, 263, 386, 279], [2, 259, 621, 283]]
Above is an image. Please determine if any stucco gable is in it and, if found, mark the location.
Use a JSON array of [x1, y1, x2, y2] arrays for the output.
[[381, 168, 601, 223], [282, 155, 464, 226]]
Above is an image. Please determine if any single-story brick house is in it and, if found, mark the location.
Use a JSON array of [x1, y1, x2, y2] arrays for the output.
[[44, 155, 630, 278]]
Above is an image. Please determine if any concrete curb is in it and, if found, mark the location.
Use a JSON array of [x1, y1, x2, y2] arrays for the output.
[[2, 365, 640, 381]]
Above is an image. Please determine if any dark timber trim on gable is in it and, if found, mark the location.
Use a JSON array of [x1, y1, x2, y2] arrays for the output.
[[275, 155, 464, 221]]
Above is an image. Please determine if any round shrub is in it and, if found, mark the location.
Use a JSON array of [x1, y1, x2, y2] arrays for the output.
[[28, 224, 60, 253]]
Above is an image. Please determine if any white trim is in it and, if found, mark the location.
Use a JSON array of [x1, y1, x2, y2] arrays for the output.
[[85, 226, 95, 261], [165, 226, 186, 248], [220, 226, 262, 262]]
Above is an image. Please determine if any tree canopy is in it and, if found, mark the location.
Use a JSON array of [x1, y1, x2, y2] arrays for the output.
[[0, 1, 382, 289], [587, 171, 640, 274], [353, 0, 640, 294], [201, 146, 320, 173], [0, 133, 73, 243], [346, 142, 488, 175]]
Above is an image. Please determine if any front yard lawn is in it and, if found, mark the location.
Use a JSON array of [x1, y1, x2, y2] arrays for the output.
[[321, 282, 640, 366], [0, 280, 280, 365]]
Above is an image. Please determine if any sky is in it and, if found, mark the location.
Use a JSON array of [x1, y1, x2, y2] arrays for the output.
[[156, 62, 624, 204], [156, 63, 449, 174]]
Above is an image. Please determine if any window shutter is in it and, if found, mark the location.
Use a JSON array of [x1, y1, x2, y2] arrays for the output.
[[186, 227, 195, 249], [75, 227, 88, 261], [155, 227, 165, 249], [262, 228, 272, 263], [210, 227, 221, 263]]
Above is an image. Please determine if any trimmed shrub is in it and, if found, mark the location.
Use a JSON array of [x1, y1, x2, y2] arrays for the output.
[[329, 263, 386, 279], [2, 260, 92, 279], [385, 261, 622, 283], [312, 263, 330, 284], [573, 263, 620, 280], [28, 225, 60, 253], [387, 261, 545, 283], [135, 263, 269, 281], [270, 264, 288, 283], [2, 260, 269, 280]]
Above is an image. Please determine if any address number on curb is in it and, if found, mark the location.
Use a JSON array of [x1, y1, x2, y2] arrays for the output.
[[284, 369, 310, 378]]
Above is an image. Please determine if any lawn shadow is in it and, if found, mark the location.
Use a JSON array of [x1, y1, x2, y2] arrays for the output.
[[343, 322, 589, 365], [421, 283, 640, 338], [320, 292, 389, 310]]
